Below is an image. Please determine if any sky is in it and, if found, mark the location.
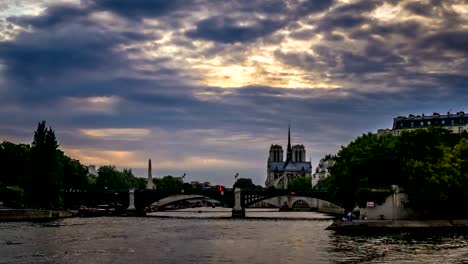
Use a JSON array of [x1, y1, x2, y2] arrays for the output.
[[0, 0, 467, 186]]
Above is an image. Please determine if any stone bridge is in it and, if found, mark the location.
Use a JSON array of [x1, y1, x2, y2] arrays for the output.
[[133, 189, 235, 210], [151, 194, 221, 209], [255, 196, 344, 214], [63, 188, 342, 218], [232, 188, 343, 217]]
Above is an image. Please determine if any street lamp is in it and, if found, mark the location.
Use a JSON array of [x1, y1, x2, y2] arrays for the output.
[[234, 173, 239, 182], [182, 173, 186, 183]]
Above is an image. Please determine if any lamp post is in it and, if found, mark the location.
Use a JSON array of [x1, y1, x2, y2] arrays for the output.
[[181, 173, 186, 183], [234, 173, 239, 183]]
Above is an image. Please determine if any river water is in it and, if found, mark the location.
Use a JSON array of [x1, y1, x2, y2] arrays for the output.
[[1, 208, 468, 263]]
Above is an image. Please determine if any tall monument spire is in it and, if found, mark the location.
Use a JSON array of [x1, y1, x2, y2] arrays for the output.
[[146, 158, 155, 189], [148, 159, 152, 180], [286, 123, 292, 162]]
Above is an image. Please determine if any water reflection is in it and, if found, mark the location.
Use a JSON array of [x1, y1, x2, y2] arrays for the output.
[[148, 208, 335, 220], [1, 212, 468, 263], [330, 230, 468, 263]]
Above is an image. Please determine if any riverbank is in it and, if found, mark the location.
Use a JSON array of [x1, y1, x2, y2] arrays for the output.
[[0, 209, 73, 222], [326, 219, 468, 231]]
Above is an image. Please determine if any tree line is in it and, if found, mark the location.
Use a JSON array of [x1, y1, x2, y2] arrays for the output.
[[318, 127, 468, 218], [0, 121, 147, 209]]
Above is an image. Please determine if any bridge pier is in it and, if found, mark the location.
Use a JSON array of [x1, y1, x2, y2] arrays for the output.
[[232, 188, 245, 218], [128, 189, 135, 210]]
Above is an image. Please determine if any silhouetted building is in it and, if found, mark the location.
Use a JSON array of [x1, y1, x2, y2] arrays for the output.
[[378, 111, 468, 136]]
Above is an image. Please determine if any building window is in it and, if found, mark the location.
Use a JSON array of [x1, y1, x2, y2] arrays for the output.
[[411, 122, 414, 128], [427, 121, 431, 125], [451, 120, 455, 125], [442, 120, 445, 125], [420, 121, 424, 126]]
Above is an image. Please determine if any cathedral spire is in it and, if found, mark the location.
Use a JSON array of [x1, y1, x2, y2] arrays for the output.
[[286, 123, 292, 162]]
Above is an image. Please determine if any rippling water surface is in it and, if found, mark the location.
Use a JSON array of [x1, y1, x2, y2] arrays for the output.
[[1, 209, 468, 263]]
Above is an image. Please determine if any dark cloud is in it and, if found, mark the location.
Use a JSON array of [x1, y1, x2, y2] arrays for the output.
[[420, 30, 468, 54], [186, 16, 285, 43], [316, 14, 370, 32], [367, 20, 424, 38], [0, 25, 153, 84], [294, 0, 335, 16], [323, 33, 345, 42], [332, 0, 380, 14], [233, 0, 289, 15], [341, 52, 387, 74], [185, 0, 336, 43], [7, 4, 87, 28], [1, 2, 165, 96], [404, 1, 434, 17], [274, 50, 318, 71], [85, 0, 187, 20]]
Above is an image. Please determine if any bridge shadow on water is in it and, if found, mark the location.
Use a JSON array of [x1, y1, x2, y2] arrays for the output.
[[147, 207, 336, 221]]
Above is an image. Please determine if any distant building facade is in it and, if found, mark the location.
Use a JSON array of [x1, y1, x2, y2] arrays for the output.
[[265, 126, 312, 189], [312, 155, 335, 187], [87, 165, 98, 176], [378, 111, 468, 136]]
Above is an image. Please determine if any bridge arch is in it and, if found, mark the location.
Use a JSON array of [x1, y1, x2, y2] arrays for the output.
[[248, 195, 342, 213], [151, 194, 223, 210], [291, 199, 311, 210], [134, 189, 234, 210]]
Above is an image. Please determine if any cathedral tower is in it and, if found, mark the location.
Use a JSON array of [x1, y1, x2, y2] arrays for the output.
[[269, 145, 283, 162], [266, 125, 312, 189]]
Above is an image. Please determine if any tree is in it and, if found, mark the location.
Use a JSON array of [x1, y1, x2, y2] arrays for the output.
[[96, 166, 148, 190], [326, 127, 468, 216], [326, 133, 400, 210], [0, 142, 31, 188], [288, 176, 312, 190], [397, 128, 468, 216], [233, 178, 261, 189], [97, 166, 126, 190], [59, 151, 90, 191], [29, 121, 61, 208], [153, 176, 183, 191]]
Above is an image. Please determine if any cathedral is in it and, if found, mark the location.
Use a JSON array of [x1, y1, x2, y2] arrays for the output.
[[265, 126, 312, 189]]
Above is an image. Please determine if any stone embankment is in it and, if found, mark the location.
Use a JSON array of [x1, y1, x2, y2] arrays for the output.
[[326, 219, 468, 231], [0, 209, 73, 222]]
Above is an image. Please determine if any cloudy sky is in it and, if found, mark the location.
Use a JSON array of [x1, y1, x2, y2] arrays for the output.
[[0, 0, 467, 186]]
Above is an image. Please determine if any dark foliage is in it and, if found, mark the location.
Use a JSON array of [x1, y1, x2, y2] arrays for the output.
[[325, 128, 468, 217]]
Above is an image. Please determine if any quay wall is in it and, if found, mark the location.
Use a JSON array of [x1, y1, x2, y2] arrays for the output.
[[327, 219, 468, 230], [0, 209, 73, 222]]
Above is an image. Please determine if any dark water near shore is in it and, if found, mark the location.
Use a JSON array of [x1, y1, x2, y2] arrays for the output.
[[1, 209, 468, 263]]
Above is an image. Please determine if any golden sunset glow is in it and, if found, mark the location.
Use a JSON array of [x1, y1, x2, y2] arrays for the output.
[[81, 128, 151, 139], [63, 148, 146, 168]]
